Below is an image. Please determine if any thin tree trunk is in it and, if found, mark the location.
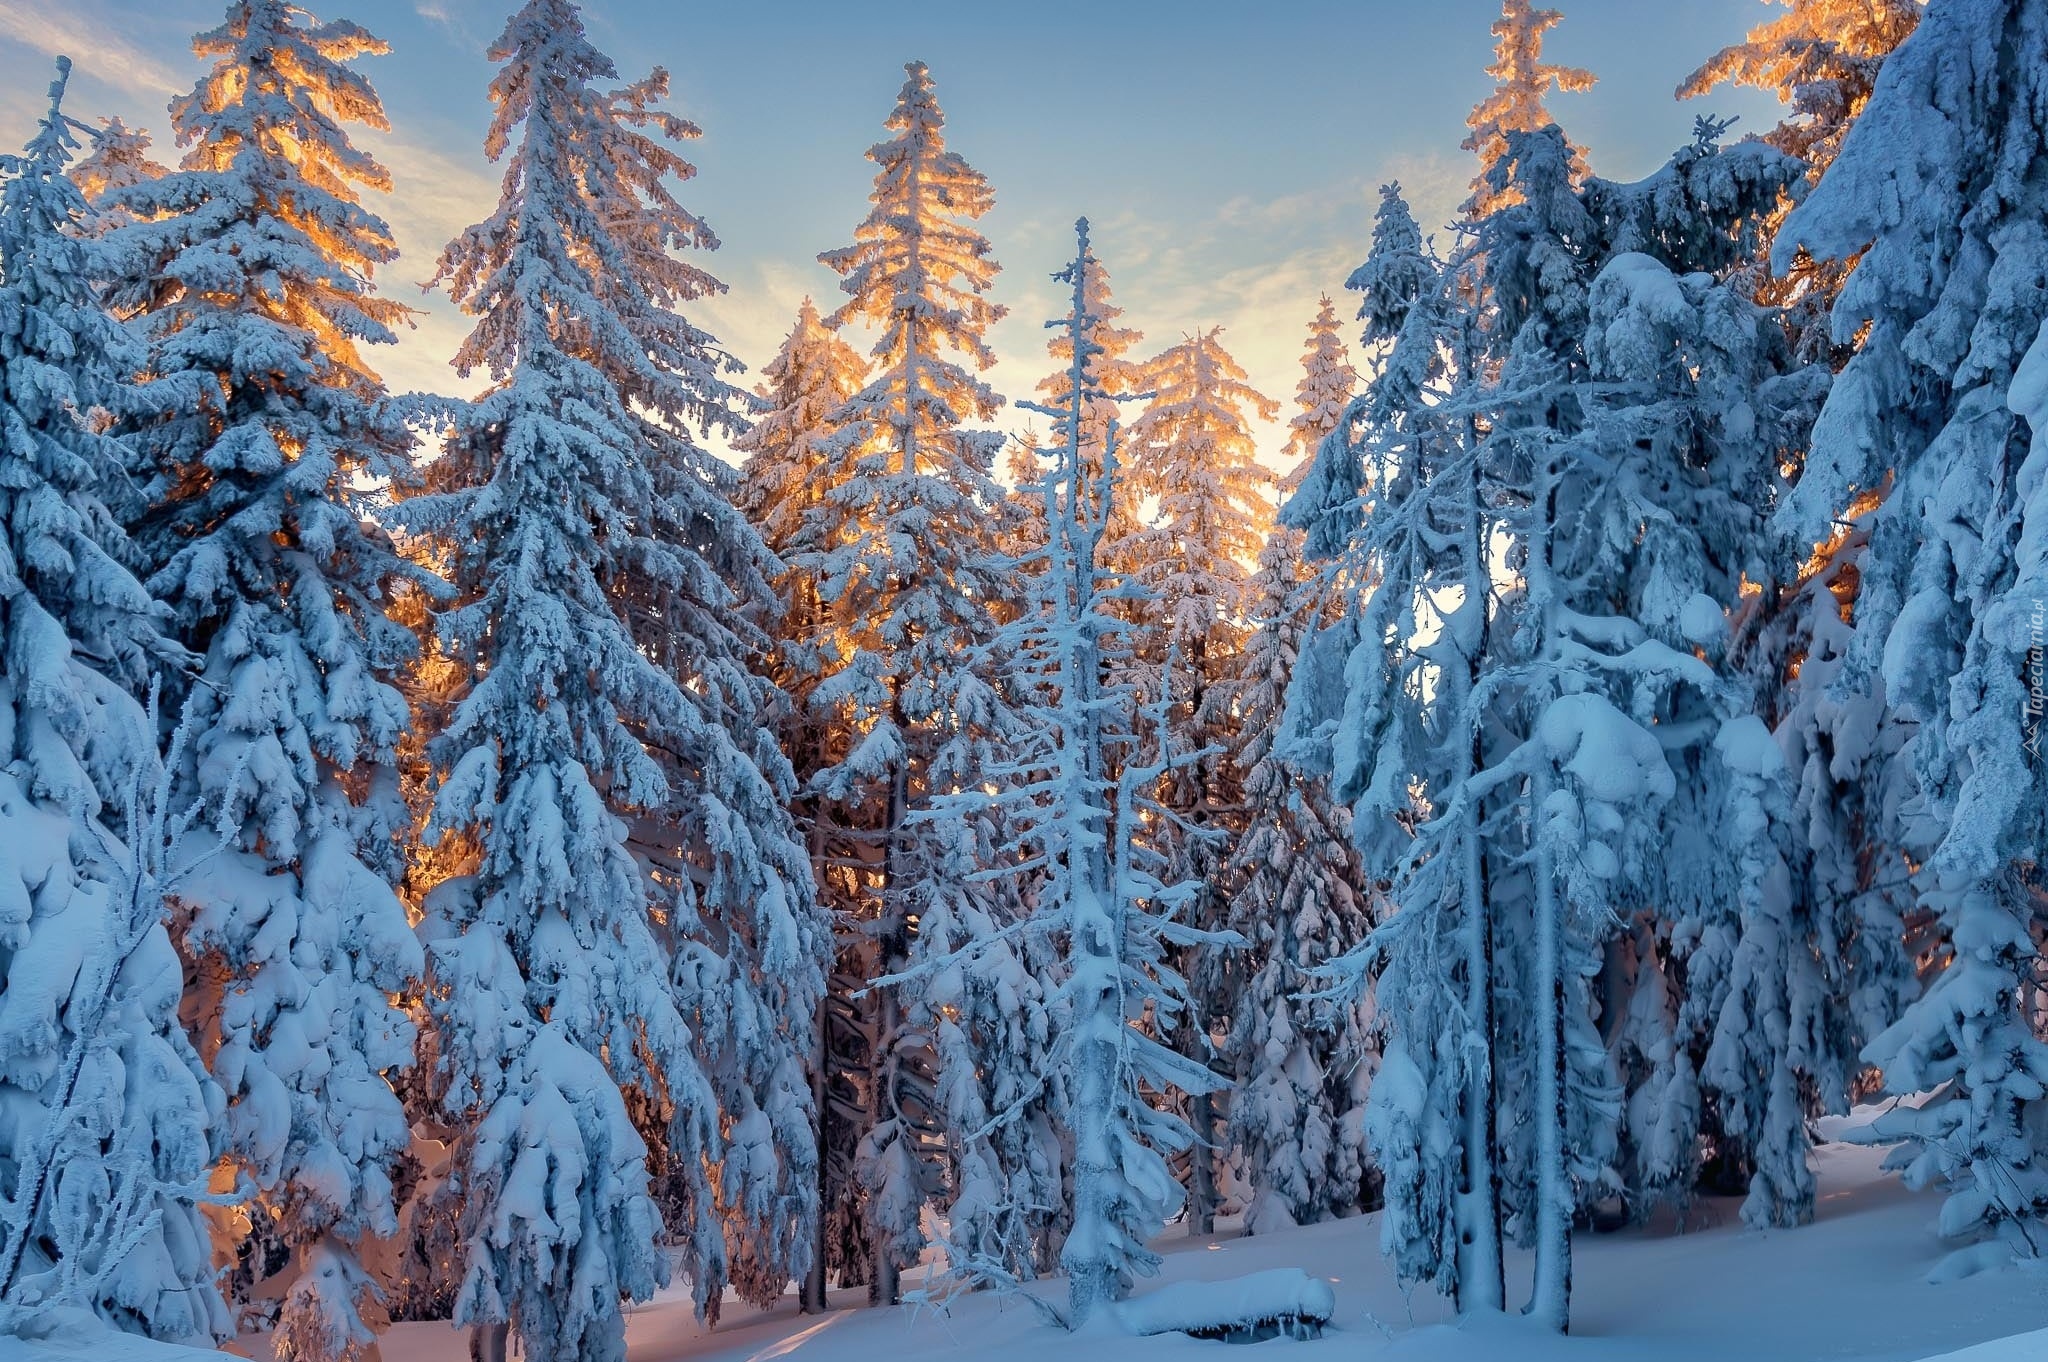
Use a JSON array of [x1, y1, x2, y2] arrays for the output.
[[1188, 1092, 1217, 1236], [1456, 824, 1504, 1313], [1527, 463, 1571, 1333], [1453, 446, 1504, 1314], [1528, 777, 1571, 1332], [870, 747, 910, 1309], [803, 987, 830, 1314], [468, 1321, 508, 1362]]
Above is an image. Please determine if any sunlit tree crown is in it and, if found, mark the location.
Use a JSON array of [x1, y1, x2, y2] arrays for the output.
[[1280, 297, 1359, 492], [1461, 0, 1596, 217], [820, 58, 1005, 471], [1127, 328, 1279, 621]]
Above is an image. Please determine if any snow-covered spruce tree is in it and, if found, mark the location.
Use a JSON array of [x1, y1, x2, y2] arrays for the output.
[[1478, 117, 1827, 1235], [406, 0, 826, 1352], [1284, 184, 1510, 1312], [809, 60, 1012, 1306], [1498, 114, 1844, 1310], [926, 223, 1232, 1325], [1280, 297, 1359, 497], [1460, 0, 1595, 219], [602, 255, 832, 1328], [1223, 526, 1379, 1235], [626, 398, 831, 1318], [98, 4, 427, 1353], [1223, 293, 1371, 1235], [1678, 0, 1919, 360], [733, 299, 876, 1310], [68, 118, 164, 240], [1771, 0, 2048, 1276], [1730, 500, 1919, 1159], [886, 789, 1061, 1303], [736, 298, 870, 641], [1316, 121, 1806, 1329], [1677, 0, 1923, 1180], [1119, 328, 1275, 1234], [0, 61, 225, 1348], [1681, 7, 1921, 1077], [1575, 204, 1831, 1233]]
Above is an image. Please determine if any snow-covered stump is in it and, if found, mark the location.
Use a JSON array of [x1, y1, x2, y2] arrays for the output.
[[1114, 1269, 1337, 1343]]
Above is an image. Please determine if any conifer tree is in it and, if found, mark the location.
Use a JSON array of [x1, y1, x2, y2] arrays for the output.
[[69, 117, 163, 236], [1461, 0, 1596, 218], [1120, 328, 1275, 1233], [932, 223, 1230, 1325], [810, 60, 1012, 1305], [1224, 528, 1378, 1233], [1285, 184, 1508, 1313], [734, 300, 875, 1308], [1677, 4, 1923, 1180], [1771, 0, 2048, 1276], [405, 1, 827, 1353], [0, 60, 226, 1348], [1300, 123, 1815, 1329], [737, 299, 870, 644], [1227, 296, 1371, 1234], [1280, 297, 1359, 495], [98, 5, 427, 1353], [1474, 118, 1819, 1324]]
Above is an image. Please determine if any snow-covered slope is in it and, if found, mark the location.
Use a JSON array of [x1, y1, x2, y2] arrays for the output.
[[216, 1114, 2045, 1362]]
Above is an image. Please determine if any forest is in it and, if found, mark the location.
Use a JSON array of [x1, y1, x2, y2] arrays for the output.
[[0, 1, 2044, 1360]]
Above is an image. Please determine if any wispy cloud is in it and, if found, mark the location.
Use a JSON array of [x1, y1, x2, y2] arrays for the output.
[[0, 0, 187, 96]]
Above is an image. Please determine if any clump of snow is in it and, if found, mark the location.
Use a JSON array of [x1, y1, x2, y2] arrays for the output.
[[1114, 1268, 1337, 1342], [1679, 591, 1728, 646]]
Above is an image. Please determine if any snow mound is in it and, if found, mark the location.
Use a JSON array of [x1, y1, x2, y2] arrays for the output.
[[1114, 1268, 1337, 1342], [7, 1308, 229, 1360]]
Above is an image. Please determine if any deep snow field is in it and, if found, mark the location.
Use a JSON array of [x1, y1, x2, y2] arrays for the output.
[[20, 1110, 2048, 1362]]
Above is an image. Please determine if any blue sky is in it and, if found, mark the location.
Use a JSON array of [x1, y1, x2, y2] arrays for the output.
[[0, 0, 1788, 461]]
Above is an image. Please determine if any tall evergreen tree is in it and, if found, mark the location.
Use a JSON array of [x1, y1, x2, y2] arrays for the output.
[[1679, 3, 1923, 1190], [934, 222, 1229, 1326], [733, 300, 875, 1309], [1284, 184, 1508, 1313], [1460, 0, 1596, 218], [1771, 0, 2048, 1276], [1300, 121, 1816, 1329], [405, 1, 825, 1354], [98, 4, 426, 1353], [0, 60, 226, 1348], [1227, 295, 1372, 1235], [809, 60, 1011, 1305], [1223, 528, 1378, 1234], [1477, 119, 1814, 1325], [1280, 297, 1359, 495], [1120, 328, 1275, 1234]]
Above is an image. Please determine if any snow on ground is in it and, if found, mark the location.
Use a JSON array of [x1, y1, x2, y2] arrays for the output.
[[200, 1115, 2040, 1362], [1908, 1330, 2048, 1362]]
